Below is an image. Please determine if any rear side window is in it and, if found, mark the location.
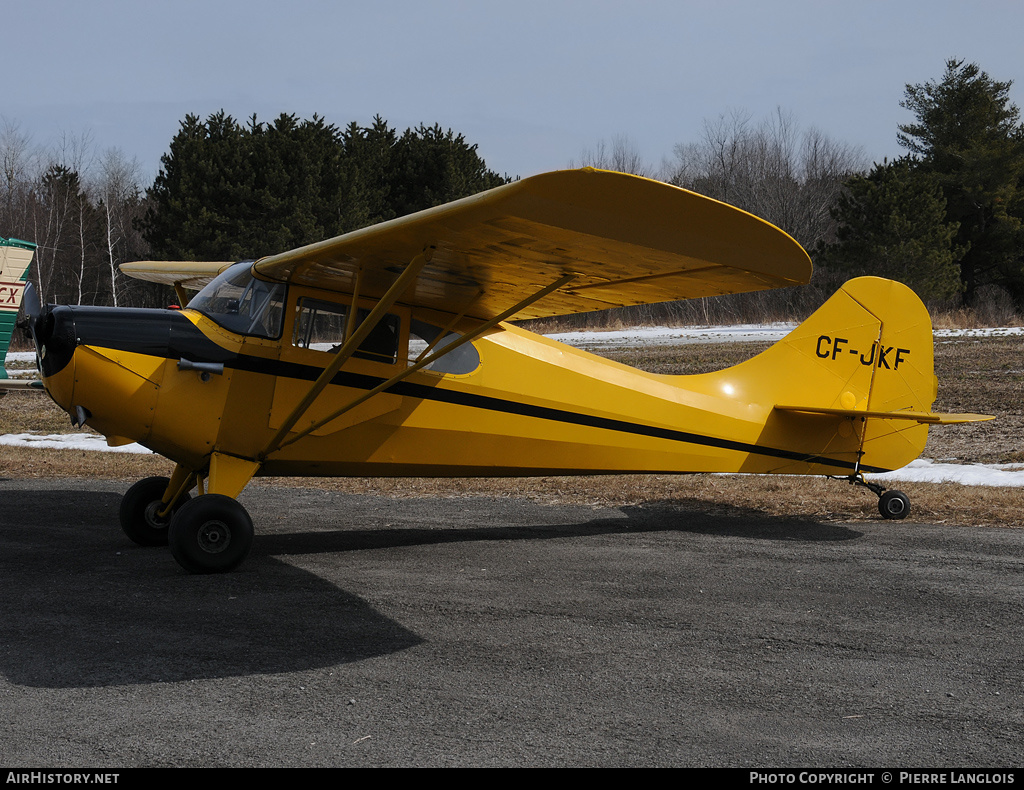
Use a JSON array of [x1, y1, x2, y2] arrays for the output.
[[408, 319, 480, 375]]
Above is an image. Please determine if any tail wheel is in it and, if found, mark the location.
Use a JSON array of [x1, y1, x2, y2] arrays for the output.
[[120, 476, 192, 546], [878, 490, 911, 520], [168, 494, 254, 574]]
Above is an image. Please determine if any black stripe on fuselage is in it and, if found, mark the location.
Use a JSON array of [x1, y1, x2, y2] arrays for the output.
[[226, 353, 886, 473], [70, 307, 888, 474]]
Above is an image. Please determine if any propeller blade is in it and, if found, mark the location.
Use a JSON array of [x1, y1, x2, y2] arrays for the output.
[[21, 281, 48, 364], [23, 281, 40, 321]]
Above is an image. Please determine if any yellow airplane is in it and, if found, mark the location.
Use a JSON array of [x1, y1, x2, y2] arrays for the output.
[[22, 168, 990, 574]]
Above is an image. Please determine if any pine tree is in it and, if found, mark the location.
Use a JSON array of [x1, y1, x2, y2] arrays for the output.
[[817, 158, 964, 301], [387, 124, 509, 218], [898, 59, 1024, 303], [340, 116, 398, 229], [142, 113, 510, 262]]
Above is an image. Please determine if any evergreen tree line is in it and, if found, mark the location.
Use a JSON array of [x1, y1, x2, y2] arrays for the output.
[[143, 113, 510, 261], [2, 58, 1021, 332], [819, 59, 1024, 322]]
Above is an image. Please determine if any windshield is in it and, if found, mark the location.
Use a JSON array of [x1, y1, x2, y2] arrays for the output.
[[187, 262, 286, 339]]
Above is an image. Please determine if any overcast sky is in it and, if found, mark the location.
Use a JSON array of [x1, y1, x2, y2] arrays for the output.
[[5, 0, 1022, 183]]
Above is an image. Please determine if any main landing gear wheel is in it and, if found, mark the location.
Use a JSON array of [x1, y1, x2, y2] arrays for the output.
[[168, 494, 254, 574], [119, 476, 192, 546], [878, 489, 911, 520]]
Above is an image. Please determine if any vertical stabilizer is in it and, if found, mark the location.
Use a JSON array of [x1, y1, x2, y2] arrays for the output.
[[0, 236, 36, 380], [712, 277, 944, 475]]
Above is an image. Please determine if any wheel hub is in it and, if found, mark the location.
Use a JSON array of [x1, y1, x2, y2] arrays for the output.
[[143, 500, 169, 529], [885, 498, 906, 516], [197, 519, 231, 554]]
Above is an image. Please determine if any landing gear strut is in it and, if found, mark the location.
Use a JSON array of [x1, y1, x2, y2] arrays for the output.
[[832, 472, 911, 520], [121, 470, 256, 573], [119, 476, 192, 545]]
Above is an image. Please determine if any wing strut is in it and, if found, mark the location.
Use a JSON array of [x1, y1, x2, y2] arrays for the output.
[[260, 249, 432, 458], [343, 265, 365, 343], [264, 272, 577, 457]]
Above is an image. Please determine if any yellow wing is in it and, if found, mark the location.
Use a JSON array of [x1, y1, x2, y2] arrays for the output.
[[118, 260, 235, 290], [123, 168, 812, 321]]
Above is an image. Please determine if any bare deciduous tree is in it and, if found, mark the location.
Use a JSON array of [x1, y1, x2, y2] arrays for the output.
[[0, 123, 156, 312], [667, 108, 866, 250], [93, 148, 147, 307], [0, 118, 39, 241], [571, 134, 652, 178]]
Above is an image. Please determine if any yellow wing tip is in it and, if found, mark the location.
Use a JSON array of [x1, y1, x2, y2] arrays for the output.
[[120, 260, 236, 287]]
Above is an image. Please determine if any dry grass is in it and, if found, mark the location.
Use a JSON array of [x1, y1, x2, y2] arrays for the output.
[[258, 473, 1024, 528], [0, 443, 167, 479], [928, 307, 1023, 330], [2, 335, 1021, 529]]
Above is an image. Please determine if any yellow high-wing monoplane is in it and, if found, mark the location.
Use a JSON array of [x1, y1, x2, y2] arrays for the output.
[[24, 169, 991, 574]]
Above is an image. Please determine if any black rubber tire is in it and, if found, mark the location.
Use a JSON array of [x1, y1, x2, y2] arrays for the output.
[[168, 494, 254, 574], [119, 476, 192, 546], [878, 490, 911, 520]]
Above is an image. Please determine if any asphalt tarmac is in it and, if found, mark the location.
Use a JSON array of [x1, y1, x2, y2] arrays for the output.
[[1, 478, 1021, 768]]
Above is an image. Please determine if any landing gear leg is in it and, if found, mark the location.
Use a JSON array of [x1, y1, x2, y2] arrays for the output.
[[832, 471, 911, 520], [165, 452, 261, 573]]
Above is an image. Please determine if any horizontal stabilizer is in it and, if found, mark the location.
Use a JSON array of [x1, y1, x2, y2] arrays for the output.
[[774, 405, 993, 425], [0, 378, 44, 391]]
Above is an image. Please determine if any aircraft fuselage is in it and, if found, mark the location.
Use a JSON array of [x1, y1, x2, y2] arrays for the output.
[[36, 277, 931, 487]]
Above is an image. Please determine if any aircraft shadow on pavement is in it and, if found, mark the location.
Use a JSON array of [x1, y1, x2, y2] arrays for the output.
[[0, 487, 861, 689], [253, 497, 863, 558], [0, 489, 423, 689]]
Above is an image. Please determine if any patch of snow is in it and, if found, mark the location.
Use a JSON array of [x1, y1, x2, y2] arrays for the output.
[[545, 324, 1024, 350], [0, 432, 152, 454], [934, 327, 1024, 339], [1, 431, 1020, 487], [545, 323, 797, 348], [872, 459, 1024, 488]]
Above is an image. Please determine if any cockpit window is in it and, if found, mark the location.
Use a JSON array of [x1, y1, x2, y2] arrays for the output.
[[187, 262, 286, 339], [293, 297, 401, 364]]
